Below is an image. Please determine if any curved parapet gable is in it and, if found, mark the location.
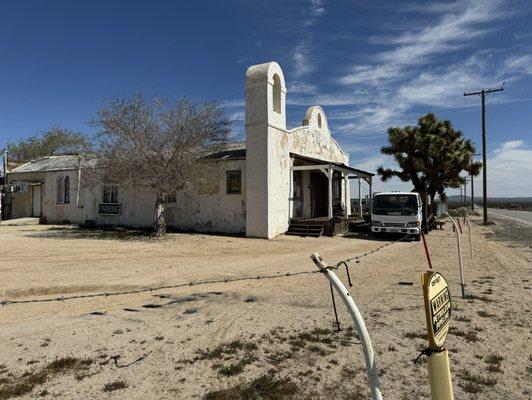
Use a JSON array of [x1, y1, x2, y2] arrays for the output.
[[289, 107, 348, 164], [302, 106, 329, 136]]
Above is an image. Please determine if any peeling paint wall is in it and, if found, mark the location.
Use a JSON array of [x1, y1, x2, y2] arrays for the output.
[[166, 159, 245, 234], [245, 64, 353, 238], [7, 161, 245, 234]]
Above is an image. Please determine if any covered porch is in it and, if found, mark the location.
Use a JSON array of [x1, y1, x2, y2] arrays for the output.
[[288, 155, 374, 236]]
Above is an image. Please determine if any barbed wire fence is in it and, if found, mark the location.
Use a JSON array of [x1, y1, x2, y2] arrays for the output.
[[1, 222, 435, 307], [1, 215, 466, 400]]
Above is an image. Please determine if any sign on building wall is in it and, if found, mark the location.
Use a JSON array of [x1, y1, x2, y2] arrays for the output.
[[98, 203, 121, 215], [422, 271, 452, 350]]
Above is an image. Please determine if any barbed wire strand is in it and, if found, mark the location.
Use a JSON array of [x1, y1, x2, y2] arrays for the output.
[[1, 220, 440, 307]]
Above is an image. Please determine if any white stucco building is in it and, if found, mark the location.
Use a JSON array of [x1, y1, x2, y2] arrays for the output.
[[4, 62, 373, 238]]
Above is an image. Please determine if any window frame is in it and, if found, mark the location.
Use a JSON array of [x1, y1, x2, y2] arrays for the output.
[[102, 185, 119, 204], [226, 170, 242, 194], [166, 191, 177, 204], [56, 176, 64, 204], [63, 176, 70, 204]]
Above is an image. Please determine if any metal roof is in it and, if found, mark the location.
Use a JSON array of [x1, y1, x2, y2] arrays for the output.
[[8, 155, 97, 174], [203, 142, 246, 160]]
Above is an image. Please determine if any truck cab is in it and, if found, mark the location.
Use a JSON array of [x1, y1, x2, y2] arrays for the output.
[[371, 192, 422, 241]]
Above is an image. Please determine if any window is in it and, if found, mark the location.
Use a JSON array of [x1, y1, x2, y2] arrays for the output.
[[167, 191, 177, 203], [272, 73, 281, 114], [57, 177, 64, 203], [317, 113, 322, 128], [63, 176, 70, 204], [226, 170, 241, 194], [102, 185, 119, 203]]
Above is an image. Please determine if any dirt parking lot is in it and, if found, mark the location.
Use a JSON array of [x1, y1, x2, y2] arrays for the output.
[[0, 217, 530, 399]]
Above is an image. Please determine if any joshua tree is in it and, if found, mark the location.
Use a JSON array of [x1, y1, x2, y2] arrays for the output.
[[378, 113, 481, 203], [92, 94, 232, 235]]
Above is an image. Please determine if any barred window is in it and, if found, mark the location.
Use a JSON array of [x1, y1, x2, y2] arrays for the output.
[[167, 191, 177, 203], [226, 170, 241, 194], [102, 185, 118, 203]]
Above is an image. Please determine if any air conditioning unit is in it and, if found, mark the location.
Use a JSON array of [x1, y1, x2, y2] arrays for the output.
[[11, 183, 28, 194]]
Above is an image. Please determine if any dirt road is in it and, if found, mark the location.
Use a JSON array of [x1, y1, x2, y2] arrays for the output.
[[0, 219, 530, 399]]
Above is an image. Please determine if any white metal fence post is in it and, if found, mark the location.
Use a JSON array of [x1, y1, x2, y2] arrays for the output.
[[465, 215, 473, 259], [446, 212, 465, 298], [311, 253, 383, 400]]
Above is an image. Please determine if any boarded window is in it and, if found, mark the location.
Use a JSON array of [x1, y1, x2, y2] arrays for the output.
[[226, 170, 241, 194], [102, 185, 119, 203]]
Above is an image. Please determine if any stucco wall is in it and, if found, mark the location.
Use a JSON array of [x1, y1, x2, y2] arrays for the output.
[[166, 159, 246, 234], [7, 160, 246, 234], [8, 172, 44, 219]]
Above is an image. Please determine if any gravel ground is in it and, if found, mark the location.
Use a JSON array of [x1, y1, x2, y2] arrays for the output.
[[0, 218, 530, 399]]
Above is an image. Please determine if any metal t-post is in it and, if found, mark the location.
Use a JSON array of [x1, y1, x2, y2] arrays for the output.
[[311, 253, 383, 400]]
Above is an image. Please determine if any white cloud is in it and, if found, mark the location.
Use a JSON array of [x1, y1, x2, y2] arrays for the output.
[[400, 1, 464, 14], [292, 1, 326, 78], [351, 139, 532, 198], [222, 99, 245, 108], [503, 55, 532, 75], [341, 0, 504, 89], [333, 103, 410, 135], [328, 0, 532, 146], [288, 82, 318, 95], [293, 41, 314, 77], [229, 111, 245, 122], [349, 154, 412, 197], [339, 64, 403, 86], [486, 140, 532, 196]]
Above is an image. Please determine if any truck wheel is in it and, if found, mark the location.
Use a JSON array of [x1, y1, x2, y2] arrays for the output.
[[414, 234, 421, 241]]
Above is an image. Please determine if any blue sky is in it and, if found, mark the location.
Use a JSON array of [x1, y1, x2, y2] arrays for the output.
[[1, 0, 531, 196]]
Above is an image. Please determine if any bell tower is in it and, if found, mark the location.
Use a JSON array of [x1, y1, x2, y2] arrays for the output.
[[245, 62, 288, 238]]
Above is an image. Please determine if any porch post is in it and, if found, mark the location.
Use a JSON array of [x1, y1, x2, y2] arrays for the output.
[[358, 177, 363, 218], [328, 168, 333, 218], [289, 163, 293, 220], [344, 174, 349, 217]]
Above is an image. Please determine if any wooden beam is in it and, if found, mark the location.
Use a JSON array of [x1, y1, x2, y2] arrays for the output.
[[291, 164, 330, 171]]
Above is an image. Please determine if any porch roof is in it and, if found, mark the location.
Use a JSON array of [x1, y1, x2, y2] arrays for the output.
[[290, 153, 374, 179]]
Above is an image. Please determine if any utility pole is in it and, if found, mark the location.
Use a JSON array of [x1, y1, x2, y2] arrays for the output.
[[470, 152, 480, 212], [464, 87, 504, 224]]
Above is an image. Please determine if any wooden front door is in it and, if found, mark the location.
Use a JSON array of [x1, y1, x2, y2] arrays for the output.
[[310, 171, 327, 217]]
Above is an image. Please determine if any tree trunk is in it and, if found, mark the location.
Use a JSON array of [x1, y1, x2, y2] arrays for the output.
[[154, 195, 166, 236]]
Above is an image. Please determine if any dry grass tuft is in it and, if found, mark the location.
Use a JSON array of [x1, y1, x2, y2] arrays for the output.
[[0, 357, 93, 400], [203, 373, 298, 400], [103, 380, 127, 392]]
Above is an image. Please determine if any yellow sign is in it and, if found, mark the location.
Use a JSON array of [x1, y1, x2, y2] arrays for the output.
[[422, 272, 452, 350]]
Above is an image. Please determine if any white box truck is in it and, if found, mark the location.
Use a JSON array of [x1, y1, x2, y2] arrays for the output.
[[371, 192, 423, 241]]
